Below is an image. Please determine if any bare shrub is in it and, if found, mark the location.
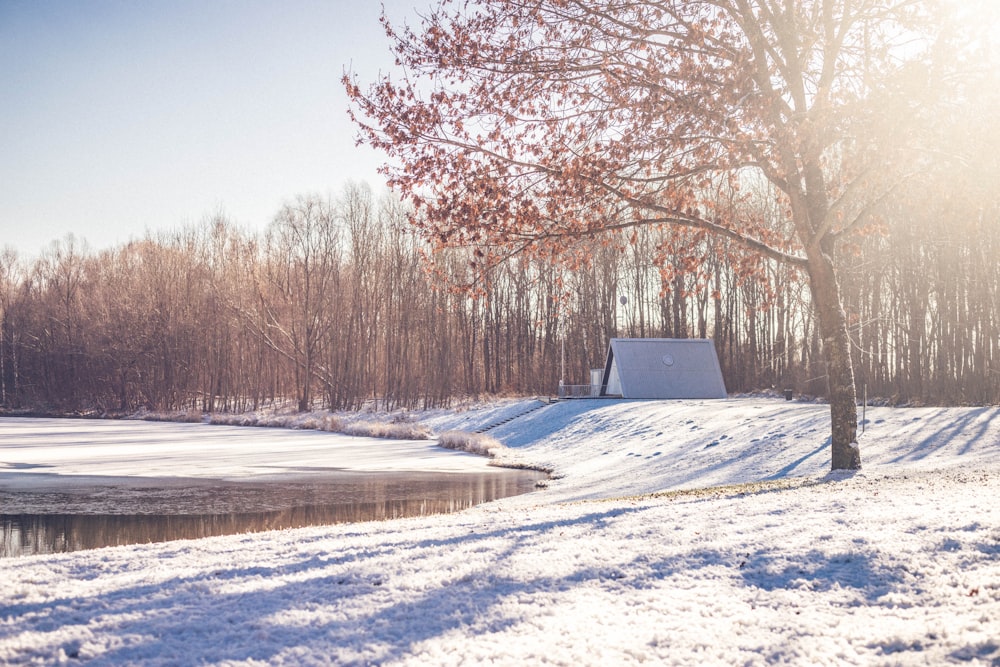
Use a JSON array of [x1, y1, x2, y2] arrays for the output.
[[208, 413, 259, 427], [297, 414, 344, 432], [297, 416, 322, 430], [139, 409, 203, 423], [318, 414, 343, 432], [342, 421, 432, 440], [437, 430, 505, 458], [256, 415, 289, 428]]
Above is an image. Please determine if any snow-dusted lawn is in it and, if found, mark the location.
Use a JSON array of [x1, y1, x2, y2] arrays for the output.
[[2, 398, 1000, 665]]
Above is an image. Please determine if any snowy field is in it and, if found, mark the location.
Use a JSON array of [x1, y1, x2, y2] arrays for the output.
[[2, 398, 1000, 665]]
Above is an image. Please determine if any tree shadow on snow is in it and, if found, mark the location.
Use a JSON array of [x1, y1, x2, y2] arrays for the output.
[[738, 547, 902, 598], [764, 437, 831, 481], [5, 506, 662, 665], [887, 407, 1000, 464]]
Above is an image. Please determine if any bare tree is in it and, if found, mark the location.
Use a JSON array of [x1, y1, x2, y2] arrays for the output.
[[261, 195, 342, 412]]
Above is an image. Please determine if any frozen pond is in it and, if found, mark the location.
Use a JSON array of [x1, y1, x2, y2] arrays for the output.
[[0, 418, 545, 557]]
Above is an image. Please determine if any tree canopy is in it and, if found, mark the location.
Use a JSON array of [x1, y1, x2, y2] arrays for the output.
[[349, 1, 947, 259], [347, 0, 993, 470]]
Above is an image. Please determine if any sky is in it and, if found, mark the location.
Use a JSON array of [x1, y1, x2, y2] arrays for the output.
[[0, 0, 422, 257]]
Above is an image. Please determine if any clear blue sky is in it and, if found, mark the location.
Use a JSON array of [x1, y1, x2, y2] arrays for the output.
[[0, 0, 420, 257]]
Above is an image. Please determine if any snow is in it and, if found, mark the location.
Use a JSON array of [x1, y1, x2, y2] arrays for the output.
[[0, 417, 496, 487], [2, 398, 1000, 666]]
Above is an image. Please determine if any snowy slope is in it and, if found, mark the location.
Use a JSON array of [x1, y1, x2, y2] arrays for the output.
[[2, 398, 1000, 666], [430, 398, 1000, 500]]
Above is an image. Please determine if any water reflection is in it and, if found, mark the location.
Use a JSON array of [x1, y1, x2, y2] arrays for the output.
[[1, 471, 545, 558]]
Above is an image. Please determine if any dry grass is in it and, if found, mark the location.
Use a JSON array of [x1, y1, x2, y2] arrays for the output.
[[139, 409, 434, 440], [342, 421, 432, 440], [437, 430, 506, 458], [139, 408, 205, 424]]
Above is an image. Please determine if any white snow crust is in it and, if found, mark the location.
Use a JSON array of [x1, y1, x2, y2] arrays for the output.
[[2, 398, 999, 666]]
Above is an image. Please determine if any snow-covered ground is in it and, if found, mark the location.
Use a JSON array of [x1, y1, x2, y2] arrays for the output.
[[2, 398, 999, 665]]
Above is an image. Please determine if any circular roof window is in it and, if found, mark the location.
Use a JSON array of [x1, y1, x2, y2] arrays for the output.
[[662, 353, 675, 366]]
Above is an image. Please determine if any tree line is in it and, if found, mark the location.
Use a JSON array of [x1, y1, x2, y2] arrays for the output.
[[0, 177, 997, 415]]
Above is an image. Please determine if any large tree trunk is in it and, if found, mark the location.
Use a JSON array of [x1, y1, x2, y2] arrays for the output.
[[806, 250, 861, 470]]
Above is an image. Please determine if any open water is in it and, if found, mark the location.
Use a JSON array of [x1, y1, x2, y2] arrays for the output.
[[1, 469, 546, 557]]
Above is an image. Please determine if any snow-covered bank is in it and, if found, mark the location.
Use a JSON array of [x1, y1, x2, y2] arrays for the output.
[[426, 398, 1000, 501], [2, 398, 1000, 665]]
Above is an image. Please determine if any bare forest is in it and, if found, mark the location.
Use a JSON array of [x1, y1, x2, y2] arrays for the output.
[[1, 175, 998, 416]]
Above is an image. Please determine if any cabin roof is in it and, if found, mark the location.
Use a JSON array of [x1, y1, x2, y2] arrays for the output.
[[601, 338, 727, 399]]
